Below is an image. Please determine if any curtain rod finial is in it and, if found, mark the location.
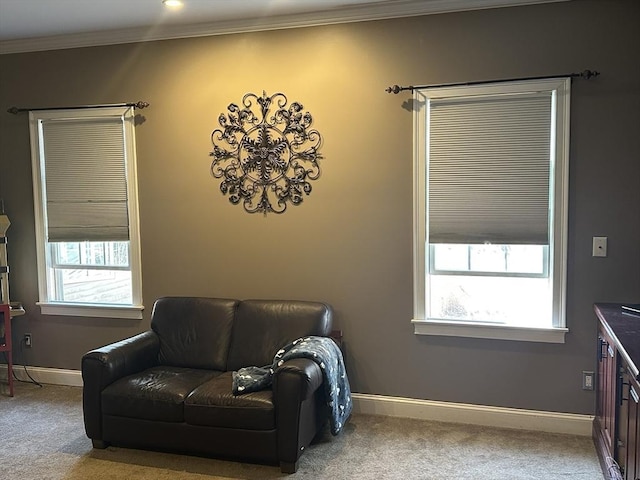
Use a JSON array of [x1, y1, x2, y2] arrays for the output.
[[580, 70, 600, 80], [7, 107, 18, 115], [134, 101, 149, 109], [386, 85, 415, 94]]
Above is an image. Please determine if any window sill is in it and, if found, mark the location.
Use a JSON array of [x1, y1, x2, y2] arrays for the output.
[[412, 319, 567, 343], [37, 302, 144, 319]]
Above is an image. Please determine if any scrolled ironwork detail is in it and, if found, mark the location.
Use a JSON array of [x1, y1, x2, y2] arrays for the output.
[[209, 91, 323, 214]]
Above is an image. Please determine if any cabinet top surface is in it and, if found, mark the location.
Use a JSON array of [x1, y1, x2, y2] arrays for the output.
[[595, 303, 640, 380]]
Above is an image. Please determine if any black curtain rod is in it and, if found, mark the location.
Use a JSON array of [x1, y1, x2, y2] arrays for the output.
[[385, 69, 600, 94], [7, 101, 149, 115]]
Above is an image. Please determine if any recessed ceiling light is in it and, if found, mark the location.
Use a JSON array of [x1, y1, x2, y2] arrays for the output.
[[162, 0, 183, 8]]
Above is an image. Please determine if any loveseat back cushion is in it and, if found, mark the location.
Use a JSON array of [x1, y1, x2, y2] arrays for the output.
[[151, 297, 238, 370], [226, 299, 332, 371]]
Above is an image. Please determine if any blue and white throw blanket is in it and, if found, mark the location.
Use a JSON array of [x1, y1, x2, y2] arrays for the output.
[[232, 336, 352, 435]]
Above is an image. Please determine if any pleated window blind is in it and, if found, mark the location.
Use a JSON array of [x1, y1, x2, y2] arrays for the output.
[[428, 92, 552, 245], [40, 117, 130, 242]]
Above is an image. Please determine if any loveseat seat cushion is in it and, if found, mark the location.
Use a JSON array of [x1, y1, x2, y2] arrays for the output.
[[151, 297, 238, 370], [102, 366, 221, 422], [184, 372, 274, 430]]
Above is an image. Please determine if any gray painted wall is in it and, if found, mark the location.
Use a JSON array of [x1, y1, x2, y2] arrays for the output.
[[0, 0, 638, 415]]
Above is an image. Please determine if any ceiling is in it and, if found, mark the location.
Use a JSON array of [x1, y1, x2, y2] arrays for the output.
[[0, 0, 567, 54]]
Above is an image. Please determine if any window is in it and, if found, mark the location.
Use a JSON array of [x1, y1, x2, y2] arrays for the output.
[[412, 78, 570, 343], [29, 107, 143, 319]]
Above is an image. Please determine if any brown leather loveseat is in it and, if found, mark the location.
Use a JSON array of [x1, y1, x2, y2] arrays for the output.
[[81, 296, 337, 473]]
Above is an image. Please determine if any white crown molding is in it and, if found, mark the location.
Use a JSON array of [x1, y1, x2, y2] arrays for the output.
[[0, 0, 568, 55], [0, 365, 591, 437]]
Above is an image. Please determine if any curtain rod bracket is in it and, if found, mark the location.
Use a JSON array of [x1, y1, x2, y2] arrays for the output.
[[386, 69, 600, 94], [7, 101, 150, 115]]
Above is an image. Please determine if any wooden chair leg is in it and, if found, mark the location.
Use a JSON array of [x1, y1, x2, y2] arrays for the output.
[[0, 304, 12, 397], [6, 343, 12, 397]]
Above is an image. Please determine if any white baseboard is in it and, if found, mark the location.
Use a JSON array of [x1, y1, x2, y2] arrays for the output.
[[0, 363, 83, 387], [0, 365, 593, 436], [352, 393, 594, 437]]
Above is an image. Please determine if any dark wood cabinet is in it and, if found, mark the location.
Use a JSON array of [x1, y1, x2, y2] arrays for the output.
[[594, 303, 640, 480], [622, 372, 640, 479], [598, 326, 619, 459]]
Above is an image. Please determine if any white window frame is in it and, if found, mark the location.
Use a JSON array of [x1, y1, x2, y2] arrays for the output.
[[29, 107, 143, 319], [411, 78, 570, 343]]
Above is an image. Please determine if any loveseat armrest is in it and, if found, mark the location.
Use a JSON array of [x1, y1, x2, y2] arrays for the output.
[[274, 357, 323, 400], [273, 358, 324, 473], [82, 330, 160, 440]]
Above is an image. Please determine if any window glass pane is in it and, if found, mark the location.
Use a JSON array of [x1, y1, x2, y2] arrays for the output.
[[433, 244, 469, 271], [431, 244, 546, 276], [57, 242, 80, 264], [429, 275, 551, 328], [469, 244, 506, 272], [506, 245, 545, 274], [85, 242, 105, 265], [53, 241, 129, 267], [50, 241, 132, 304], [109, 242, 130, 266], [53, 268, 132, 304]]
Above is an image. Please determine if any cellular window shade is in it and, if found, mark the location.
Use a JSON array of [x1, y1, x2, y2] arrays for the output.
[[41, 117, 129, 242], [428, 92, 552, 245]]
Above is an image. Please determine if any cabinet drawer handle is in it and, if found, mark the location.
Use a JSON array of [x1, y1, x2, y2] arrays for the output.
[[599, 338, 607, 361], [631, 385, 639, 403]]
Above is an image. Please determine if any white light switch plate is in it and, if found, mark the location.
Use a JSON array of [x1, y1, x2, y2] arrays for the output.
[[592, 236, 607, 257]]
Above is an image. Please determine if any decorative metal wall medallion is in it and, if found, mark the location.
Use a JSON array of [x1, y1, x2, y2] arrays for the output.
[[209, 91, 323, 214]]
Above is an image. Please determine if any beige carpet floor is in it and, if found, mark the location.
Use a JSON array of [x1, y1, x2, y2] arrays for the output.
[[0, 382, 603, 480]]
